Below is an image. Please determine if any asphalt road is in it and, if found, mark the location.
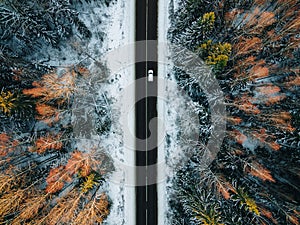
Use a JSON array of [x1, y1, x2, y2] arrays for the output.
[[135, 0, 158, 224]]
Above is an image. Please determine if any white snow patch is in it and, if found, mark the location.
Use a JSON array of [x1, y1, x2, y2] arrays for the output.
[[157, 0, 170, 224], [100, 0, 135, 225]]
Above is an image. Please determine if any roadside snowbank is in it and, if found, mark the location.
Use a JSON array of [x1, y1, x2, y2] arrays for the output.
[[97, 0, 135, 224]]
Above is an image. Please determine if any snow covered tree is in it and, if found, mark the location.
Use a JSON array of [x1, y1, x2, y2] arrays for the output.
[[169, 0, 300, 224]]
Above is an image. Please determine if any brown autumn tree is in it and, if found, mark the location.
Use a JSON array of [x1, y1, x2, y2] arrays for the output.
[[23, 67, 78, 104], [29, 133, 63, 154]]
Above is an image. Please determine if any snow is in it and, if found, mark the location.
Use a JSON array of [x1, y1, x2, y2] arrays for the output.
[[98, 0, 136, 224], [157, 0, 170, 224]]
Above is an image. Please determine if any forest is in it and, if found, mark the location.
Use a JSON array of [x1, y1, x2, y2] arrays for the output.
[[168, 0, 299, 224], [0, 0, 299, 224], [0, 0, 115, 224]]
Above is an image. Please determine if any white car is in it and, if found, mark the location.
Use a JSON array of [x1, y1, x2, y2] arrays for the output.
[[148, 69, 154, 82]]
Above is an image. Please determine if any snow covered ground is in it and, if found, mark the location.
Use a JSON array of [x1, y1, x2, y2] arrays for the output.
[[157, 0, 170, 224], [100, 0, 135, 224]]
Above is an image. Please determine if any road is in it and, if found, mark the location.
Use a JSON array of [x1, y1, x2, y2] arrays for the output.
[[135, 0, 158, 224]]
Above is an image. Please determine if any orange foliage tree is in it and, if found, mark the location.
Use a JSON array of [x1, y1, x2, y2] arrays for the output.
[[23, 67, 80, 104], [29, 133, 63, 154]]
